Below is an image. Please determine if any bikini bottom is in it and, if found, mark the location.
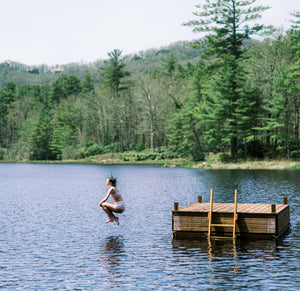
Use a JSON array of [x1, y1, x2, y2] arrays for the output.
[[115, 200, 125, 212]]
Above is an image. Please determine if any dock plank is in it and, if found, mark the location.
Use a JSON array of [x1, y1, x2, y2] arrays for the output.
[[177, 203, 289, 214]]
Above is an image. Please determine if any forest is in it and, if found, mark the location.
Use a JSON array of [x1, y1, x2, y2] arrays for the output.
[[0, 1, 299, 163]]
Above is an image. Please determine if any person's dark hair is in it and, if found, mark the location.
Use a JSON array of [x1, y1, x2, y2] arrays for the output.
[[108, 175, 117, 186]]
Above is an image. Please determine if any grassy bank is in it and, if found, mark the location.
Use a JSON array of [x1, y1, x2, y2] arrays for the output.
[[2, 153, 300, 170], [72, 155, 300, 170], [76, 153, 300, 169], [202, 160, 300, 170]]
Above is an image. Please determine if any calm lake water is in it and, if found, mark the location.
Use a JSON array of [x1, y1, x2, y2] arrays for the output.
[[0, 164, 299, 290]]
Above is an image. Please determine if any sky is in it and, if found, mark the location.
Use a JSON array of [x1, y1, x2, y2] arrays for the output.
[[1, 0, 299, 66]]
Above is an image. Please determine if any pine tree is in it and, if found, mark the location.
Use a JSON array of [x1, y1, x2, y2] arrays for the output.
[[29, 111, 53, 160], [184, 0, 270, 160], [100, 49, 131, 152], [101, 49, 130, 96], [162, 53, 177, 76]]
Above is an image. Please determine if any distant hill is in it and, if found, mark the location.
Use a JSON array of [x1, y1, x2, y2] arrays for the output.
[[124, 40, 203, 74], [0, 39, 203, 88]]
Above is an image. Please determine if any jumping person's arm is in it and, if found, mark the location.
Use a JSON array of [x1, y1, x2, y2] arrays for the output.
[[99, 188, 114, 207], [99, 192, 109, 207]]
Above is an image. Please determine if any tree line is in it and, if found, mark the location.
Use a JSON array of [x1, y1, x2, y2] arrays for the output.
[[0, 1, 299, 162]]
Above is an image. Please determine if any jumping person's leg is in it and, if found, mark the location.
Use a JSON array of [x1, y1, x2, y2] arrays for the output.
[[101, 203, 122, 224], [101, 203, 116, 223]]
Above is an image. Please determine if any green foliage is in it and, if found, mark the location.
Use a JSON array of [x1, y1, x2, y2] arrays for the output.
[[183, 0, 271, 161], [81, 74, 95, 94], [101, 49, 130, 94], [155, 147, 177, 160], [162, 53, 177, 75], [83, 144, 104, 157], [206, 152, 232, 164], [0, 11, 299, 162], [290, 150, 300, 160], [78, 143, 120, 158], [29, 112, 54, 160], [135, 141, 146, 152], [119, 147, 178, 161], [51, 75, 81, 103], [218, 153, 232, 164], [248, 140, 266, 159], [0, 147, 4, 160], [167, 61, 213, 161], [61, 145, 79, 160], [50, 97, 81, 160]]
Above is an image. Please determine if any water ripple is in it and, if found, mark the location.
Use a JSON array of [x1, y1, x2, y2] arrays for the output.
[[0, 164, 299, 290]]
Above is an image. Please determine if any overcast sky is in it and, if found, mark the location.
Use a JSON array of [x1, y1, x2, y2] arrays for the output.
[[1, 0, 298, 66]]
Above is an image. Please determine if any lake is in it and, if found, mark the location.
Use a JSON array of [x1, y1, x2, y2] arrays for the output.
[[0, 164, 299, 290]]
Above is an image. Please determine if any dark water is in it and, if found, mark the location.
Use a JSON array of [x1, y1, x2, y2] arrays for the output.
[[0, 164, 299, 290]]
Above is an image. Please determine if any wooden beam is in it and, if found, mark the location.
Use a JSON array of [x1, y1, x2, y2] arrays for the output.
[[271, 204, 276, 213], [233, 189, 238, 239], [174, 202, 179, 211], [208, 189, 214, 237]]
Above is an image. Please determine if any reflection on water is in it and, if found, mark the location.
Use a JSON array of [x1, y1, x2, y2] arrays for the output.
[[100, 235, 124, 275], [172, 237, 283, 258], [0, 164, 299, 290], [172, 237, 297, 290]]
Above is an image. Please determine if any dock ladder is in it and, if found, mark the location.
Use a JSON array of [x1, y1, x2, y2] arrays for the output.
[[208, 189, 238, 239]]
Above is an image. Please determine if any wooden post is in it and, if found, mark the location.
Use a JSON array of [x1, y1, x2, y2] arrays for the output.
[[233, 189, 238, 239], [208, 189, 214, 237], [271, 204, 276, 213], [284, 196, 288, 204], [174, 202, 179, 211], [198, 195, 202, 203]]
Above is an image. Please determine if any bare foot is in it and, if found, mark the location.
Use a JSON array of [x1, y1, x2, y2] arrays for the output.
[[105, 219, 114, 223], [114, 217, 119, 225]]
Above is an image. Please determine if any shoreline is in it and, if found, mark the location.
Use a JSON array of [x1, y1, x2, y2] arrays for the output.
[[1, 157, 300, 170]]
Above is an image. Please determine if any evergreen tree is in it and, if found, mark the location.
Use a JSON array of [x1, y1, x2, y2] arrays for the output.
[[29, 111, 53, 160], [66, 75, 82, 96], [184, 0, 270, 160], [167, 61, 213, 160], [100, 49, 131, 152], [81, 74, 95, 94], [162, 53, 177, 76], [50, 97, 81, 159], [51, 75, 81, 104], [101, 49, 130, 96], [51, 75, 69, 103]]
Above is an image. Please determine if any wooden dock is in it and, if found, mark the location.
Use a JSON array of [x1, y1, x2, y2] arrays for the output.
[[172, 191, 290, 239]]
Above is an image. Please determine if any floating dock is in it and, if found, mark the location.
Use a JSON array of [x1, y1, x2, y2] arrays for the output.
[[172, 190, 290, 239]]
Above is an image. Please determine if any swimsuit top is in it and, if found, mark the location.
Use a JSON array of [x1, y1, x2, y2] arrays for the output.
[[110, 187, 121, 199]]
